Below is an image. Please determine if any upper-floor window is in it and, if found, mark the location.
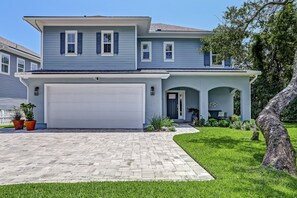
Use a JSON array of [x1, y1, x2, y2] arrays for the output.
[[17, 58, 25, 72], [101, 30, 114, 56], [31, 62, 40, 70], [141, 42, 152, 62], [211, 52, 224, 67], [65, 30, 77, 56], [0, 53, 10, 75], [163, 42, 174, 62]]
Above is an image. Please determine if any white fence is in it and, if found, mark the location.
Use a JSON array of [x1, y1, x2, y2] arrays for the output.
[[0, 110, 13, 125]]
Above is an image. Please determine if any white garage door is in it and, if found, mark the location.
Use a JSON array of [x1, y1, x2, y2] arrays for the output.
[[45, 84, 145, 129]]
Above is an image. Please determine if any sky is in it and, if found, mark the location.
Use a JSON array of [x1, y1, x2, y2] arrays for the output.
[[0, 0, 245, 54]]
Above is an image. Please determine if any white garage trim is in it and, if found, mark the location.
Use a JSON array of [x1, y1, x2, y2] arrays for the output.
[[44, 84, 146, 127]]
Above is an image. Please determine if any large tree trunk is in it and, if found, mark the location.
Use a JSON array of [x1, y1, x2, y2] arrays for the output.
[[256, 50, 297, 176]]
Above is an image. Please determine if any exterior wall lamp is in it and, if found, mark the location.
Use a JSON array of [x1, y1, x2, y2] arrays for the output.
[[150, 86, 155, 96], [34, 87, 39, 96]]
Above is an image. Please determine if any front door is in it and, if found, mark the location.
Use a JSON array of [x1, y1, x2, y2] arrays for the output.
[[167, 93, 178, 119]]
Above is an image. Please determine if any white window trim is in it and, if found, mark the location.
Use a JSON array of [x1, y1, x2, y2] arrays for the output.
[[163, 41, 175, 62], [210, 51, 225, 67], [101, 30, 114, 56], [31, 62, 38, 71], [141, 41, 152, 62], [65, 30, 78, 56], [17, 58, 25, 72], [0, 52, 10, 75]]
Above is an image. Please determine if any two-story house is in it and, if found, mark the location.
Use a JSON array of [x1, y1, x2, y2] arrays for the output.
[[16, 16, 260, 129], [0, 37, 40, 123]]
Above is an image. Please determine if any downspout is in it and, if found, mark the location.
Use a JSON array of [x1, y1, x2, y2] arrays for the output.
[[19, 77, 29, 103], [250, 75, 258, 85]]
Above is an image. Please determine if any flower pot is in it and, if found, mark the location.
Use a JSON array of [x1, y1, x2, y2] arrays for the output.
[[25, 120, 36, 131], [12, 120, 25, 130]]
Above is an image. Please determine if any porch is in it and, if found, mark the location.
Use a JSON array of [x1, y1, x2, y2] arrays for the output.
[[162, 76, 251, 121]]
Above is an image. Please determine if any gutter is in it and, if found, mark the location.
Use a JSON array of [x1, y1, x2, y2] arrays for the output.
[[19, 77, 29, 103], [249, 75, 258, 85]]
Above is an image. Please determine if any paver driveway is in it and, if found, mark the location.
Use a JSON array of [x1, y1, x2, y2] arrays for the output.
[[0, 125, 213, 184]]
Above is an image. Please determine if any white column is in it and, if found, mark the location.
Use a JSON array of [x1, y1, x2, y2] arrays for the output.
[[200, 90, 209, 120], [240, 85, 251, 121]]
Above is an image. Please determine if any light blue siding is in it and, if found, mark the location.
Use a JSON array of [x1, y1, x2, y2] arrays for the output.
[[43, 26, 136, 70], [138, 38, 204, 68], [0, 50, 39, 99]]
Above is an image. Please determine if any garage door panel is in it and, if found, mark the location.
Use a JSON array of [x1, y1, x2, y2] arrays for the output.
[[46, 84, 144, 129]]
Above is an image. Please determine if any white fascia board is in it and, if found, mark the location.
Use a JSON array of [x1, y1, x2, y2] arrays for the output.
[[15, 72, 170, 79], [169, 70, 261, 76], [23, 17, 151, 34]]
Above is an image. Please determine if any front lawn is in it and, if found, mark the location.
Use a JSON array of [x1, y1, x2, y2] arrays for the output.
[[1, 125, 297, 197]]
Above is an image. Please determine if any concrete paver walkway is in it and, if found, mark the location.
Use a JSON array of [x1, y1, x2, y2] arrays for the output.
[[0, 124, 213, 184]]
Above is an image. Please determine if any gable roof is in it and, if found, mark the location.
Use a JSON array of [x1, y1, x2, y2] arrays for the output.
[[150, 23, 210, 32], [0, 36, 40, 61]]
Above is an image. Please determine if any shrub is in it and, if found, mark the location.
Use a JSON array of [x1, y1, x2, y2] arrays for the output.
[[230, 114, 241, 122], [198, 117, 206, 127], [232, 121, 242, 130], [146, 125, 155, 132], [219, 119, 229, 127], [204, 121, 211, 127], [149, 116, 175, 131], [150, 116, 163, 130], [162, 117, 174, 127], [242, 122, 251, 131], [208, 118, 217, 126], [212, 120, 219, 127], [169, 126, 176, 132]]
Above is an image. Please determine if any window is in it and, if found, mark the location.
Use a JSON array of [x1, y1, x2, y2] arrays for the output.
[[17, 58, 25, 72], [211, 52, 224, 67], [0, 53, 10, 75], [163, 42, 174, 62], [31, 62, 39, 71], [65, 30, 77, 56], [101, 30, 114, 56], [141, 42, 152, 62]]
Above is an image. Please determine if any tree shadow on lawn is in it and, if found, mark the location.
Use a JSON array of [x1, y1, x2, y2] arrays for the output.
[[188, 136, 248, 149]]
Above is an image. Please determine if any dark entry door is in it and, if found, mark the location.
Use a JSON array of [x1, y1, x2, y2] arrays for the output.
[[167, 93, 178, 119]]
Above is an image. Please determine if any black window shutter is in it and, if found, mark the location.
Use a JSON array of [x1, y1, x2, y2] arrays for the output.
[[114, 32, 119, 54], [204, 52, 210, 66], [78, 32, 83, 55], [96, 32, 101, 54], [60, 32, 65, 55], [224, 58, 231, 67]]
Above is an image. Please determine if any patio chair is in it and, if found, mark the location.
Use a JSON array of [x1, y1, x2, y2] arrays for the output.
[[218, 112, 226, 120]]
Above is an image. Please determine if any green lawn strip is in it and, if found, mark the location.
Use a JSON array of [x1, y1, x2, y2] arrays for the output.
[[0, 124, 13, 128], [0, 125, 297, 197]]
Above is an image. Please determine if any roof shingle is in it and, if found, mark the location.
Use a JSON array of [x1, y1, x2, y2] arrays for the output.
[[150, 23, 210, 32]]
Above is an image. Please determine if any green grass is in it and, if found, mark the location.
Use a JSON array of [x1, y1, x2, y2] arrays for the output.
[[0, 124, 297, 197], [0, 124, 13, 128]]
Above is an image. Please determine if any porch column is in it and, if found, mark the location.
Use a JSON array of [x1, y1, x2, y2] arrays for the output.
[[240, 85, 251, 121], [200, 90, 209, 120]]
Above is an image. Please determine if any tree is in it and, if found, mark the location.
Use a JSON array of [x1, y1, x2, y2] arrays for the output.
[[202, 0, 297, 175]]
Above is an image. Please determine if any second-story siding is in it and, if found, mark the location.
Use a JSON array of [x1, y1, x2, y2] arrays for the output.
[[43, 26, 136, 70], [138, 38, 204, 69], [0, 50, 38, 99]]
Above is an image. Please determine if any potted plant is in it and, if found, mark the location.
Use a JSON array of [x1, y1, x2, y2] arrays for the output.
[[20, 103, 36, 131], [11, 107, 24, 130]]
